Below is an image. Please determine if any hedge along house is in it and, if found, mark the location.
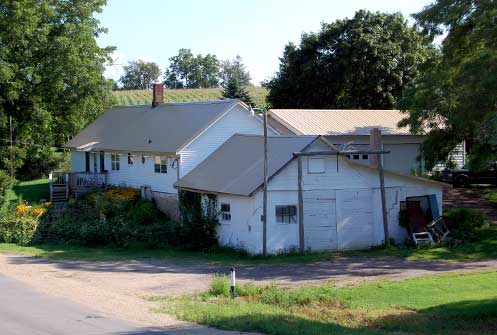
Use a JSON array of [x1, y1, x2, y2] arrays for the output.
[[175, 133, 446, 254], [267, 109, 467, 174], [61, 84, 272, 215]]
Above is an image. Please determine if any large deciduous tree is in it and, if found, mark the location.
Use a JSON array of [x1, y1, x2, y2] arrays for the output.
[[264, 10, 431, 109], [399, 0, 497, 170], [164, 49, 220, 89], [119, 60, 161, 90], [0, 0, 114, 179]]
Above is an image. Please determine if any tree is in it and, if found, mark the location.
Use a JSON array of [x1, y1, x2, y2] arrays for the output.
[[399, 0, 497, 170], [119, 60, 161, 90], [219, 55, 251, 87], [222, 79, 254, 107], [264, 10, 431, 109], [164, 49, 220, 88], [0, 0, 114, 179]]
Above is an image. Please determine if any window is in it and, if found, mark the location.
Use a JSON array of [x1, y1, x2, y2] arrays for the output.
[[141, 156, 146, 164], [111, 154, 120, 171], [128, 153, 134, 165], [275, 205, 297, 224], [353, 154, 360, 160], [220, 203, 231, 221], [100, 151, 105, 171], [346, 155, 351, 159], [362, 154, 369, 160], [85, 152, 90, 172], [154, 156, 168, 173], [93, 153, 97, 172], [308, 157, 325, 173]]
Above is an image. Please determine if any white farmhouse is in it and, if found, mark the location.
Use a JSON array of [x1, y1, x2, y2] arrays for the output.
[[268, 109, 466, 174], [175, 133, 446, 254], [61, 84, 272, 215]]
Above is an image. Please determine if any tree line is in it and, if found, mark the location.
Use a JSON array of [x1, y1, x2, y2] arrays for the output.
[[117, 51, 254, 106], [1, 0, 495, 179]]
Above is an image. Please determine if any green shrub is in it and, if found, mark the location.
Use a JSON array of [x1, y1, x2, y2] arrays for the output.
[[0, 216, 40, 245], [444, 208, 488, 232]]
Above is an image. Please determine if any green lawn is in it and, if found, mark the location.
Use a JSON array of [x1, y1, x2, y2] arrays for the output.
[[152, 271, 497, 335], [1, 226, 496, 264], [7, 178, 49, 204]]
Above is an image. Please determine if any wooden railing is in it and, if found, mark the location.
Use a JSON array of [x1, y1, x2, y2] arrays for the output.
[[49, 172, 107, 202], [69, 172, 107, 187]]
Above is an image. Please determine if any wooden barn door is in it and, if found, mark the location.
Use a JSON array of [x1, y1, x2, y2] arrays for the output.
[[336, 189, 374, 250], [303, 190, 337, 251]]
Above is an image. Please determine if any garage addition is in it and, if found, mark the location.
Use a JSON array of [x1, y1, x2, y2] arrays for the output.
[[175, 134, 446, 254]]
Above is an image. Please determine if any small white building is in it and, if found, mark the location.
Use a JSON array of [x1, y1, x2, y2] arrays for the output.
[[268, 109, 466, 174], [175, 134, 446, 254]]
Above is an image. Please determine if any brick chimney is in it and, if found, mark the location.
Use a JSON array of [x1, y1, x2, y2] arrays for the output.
[[369, 128, 382, 168], [152, 83, 164, 107]]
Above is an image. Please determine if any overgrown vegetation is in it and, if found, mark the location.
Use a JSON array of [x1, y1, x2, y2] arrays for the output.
[[153, 271, 497, 335], [0, 170, 12, 209], [0, 186, 220, 251]]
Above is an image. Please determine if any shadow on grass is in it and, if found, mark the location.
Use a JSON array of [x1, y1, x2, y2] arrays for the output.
[[374, 298, 497, 334], [10, 179, 49, 204], [176, 298, 497, 335]]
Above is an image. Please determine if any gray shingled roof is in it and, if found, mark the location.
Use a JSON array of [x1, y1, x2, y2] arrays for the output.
[[175, 134, 318, 196], [65, 100, 240, 153]]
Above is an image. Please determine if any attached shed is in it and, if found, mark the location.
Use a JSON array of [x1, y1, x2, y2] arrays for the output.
[[175, 134, 446, 254]]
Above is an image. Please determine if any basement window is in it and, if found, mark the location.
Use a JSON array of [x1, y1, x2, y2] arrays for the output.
[[220, 203, 231, 222], [275, 205, 297, 224], [111, 154, 120, 171], [353, 154, 360, 160], [362, 154, 369, 160], [154, 156, 168, 173], [128, 153, 134, 165]]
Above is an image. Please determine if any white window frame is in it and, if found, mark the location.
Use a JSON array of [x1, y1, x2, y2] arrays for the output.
[[275, 205, 297, 224], [307, 157, 326, 174], [220, 203, 231, 223], [111, 154, 120, 171], [154, 156, 168, 173]]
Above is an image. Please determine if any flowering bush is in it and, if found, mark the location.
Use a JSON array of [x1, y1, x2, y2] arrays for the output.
[[15, 202, 49, 218], [15, 204, 30, 216], [103, 188, 140, 202]]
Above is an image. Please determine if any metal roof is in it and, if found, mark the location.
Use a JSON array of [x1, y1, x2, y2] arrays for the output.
[[65, 99, 240, 153], [175, 134, 318, 196], [269, 109, 412, 136]]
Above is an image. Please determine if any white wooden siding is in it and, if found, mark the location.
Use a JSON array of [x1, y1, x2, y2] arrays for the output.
[[214, 140, 444, 254], [179, 105, 269, 177], [105, 153, 178, 193]]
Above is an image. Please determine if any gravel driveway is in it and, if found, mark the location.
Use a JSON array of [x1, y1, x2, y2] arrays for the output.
[[1, 253, 497, 332]]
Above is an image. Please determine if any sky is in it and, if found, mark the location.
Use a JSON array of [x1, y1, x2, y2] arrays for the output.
[[96, 0, 433, 85]]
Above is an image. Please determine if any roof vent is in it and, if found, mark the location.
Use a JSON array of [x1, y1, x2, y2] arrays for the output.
[[152, 83, 164, 107]]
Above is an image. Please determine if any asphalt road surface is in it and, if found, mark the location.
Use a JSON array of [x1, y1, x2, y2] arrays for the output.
[[0, 274, 168, 335]]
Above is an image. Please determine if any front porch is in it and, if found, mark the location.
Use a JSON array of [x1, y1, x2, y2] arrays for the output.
[[49, 172, 107, 202]]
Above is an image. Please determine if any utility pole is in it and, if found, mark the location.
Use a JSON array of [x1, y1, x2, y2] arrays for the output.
[[262, 107, 268, 256], [9, 115, 13, 179]]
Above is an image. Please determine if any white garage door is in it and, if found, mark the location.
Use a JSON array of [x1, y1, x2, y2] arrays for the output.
[[337, 189, 374, 250], [303, 191, 337, 251]]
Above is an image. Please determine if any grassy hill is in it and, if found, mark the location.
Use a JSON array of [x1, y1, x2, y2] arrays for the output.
[[112, 87, 268, 106]]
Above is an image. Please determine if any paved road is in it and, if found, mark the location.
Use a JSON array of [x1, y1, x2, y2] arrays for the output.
[[0, 274, 167, 335]]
